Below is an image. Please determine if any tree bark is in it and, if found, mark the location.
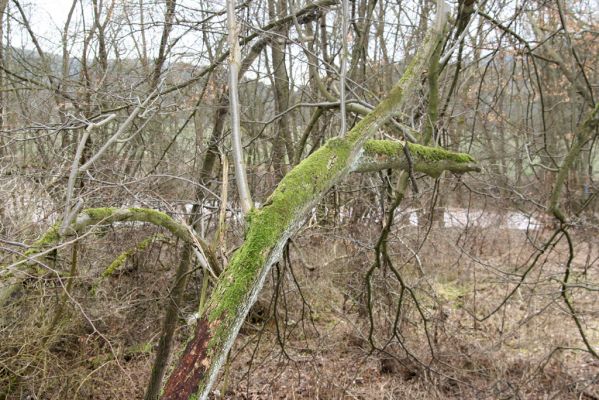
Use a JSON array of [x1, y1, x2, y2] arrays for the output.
[[268, 0, 294, 178], [548, 103, 599, 222], [144, 245, 192, 400], [227, 0, 253, 215]]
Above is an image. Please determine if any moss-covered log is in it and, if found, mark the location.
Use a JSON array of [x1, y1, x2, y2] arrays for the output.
[[21, 207, 212, 264], [161, 141, 478, 399], [36, 207, 207, 251], [160, 6, 462, 399], [0, 207, 214, 308]]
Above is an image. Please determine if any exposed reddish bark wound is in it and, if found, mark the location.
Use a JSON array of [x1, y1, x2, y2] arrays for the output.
[[161, 318, 211, 400]]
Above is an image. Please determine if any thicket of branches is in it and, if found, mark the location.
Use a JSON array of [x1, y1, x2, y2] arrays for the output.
[[0, 0, 597, 399]]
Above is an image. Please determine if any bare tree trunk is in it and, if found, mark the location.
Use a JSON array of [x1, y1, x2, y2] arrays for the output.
[[268, 0, 294, 179], [0, 0, 8, 156], [151, 0, 176, 88], [144, 245, 192, 400], [549, 103, 599, 222], [228, 0, 253, 214]]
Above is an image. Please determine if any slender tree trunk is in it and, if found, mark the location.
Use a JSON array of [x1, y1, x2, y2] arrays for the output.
[[228, 0, 253, 214], [144, 245, 192, 400], [549, 103, 599, 222], [268, 0, 294, 179], [0, 0, 8, 156], [151, 0, 176, 88]]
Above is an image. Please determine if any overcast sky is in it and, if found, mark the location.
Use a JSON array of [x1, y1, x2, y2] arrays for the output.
[[14, 0, 209, 61], [30, 0, 75, 41]]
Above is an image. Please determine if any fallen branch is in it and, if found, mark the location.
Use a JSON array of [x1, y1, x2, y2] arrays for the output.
[[0, 207, 215, 308]]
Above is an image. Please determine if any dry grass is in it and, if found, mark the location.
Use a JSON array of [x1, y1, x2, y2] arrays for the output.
[[1, 210, 598, 399], [221, 221, 599, 399]]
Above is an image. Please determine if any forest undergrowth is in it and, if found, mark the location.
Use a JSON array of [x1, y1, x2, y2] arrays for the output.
[[2, 202, 597, 400]]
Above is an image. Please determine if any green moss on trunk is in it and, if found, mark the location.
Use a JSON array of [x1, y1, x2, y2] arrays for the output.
[[363, 140, 474, 163], [205, 137, 353, 352], [27, 207, 203, 255]]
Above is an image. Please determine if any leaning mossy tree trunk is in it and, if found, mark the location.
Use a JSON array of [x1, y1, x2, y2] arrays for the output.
[[158, 6, 478, 399]]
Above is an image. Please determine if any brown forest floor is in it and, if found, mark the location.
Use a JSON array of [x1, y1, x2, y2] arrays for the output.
[[2, 215, 599, 399]]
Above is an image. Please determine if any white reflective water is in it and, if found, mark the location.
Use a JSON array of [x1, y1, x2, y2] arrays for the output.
[[4, 195, 543, 233], [438, 208, 541, 230], [307, 205, 543, 231]]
